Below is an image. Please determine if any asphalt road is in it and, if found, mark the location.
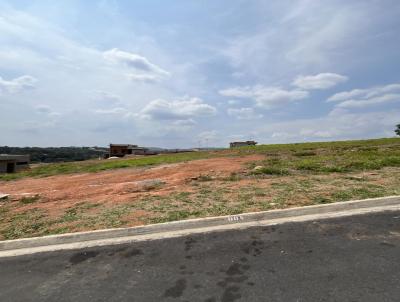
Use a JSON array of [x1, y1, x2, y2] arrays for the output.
[[1, 211, 400, 302]]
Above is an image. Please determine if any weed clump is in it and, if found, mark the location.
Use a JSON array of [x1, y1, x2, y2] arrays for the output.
[[225, 172, 242, 181], [20, 195, 40, 204], [252, 166, 290, 176], [294, 151, 317, 157], [197, 175, 213, 182]]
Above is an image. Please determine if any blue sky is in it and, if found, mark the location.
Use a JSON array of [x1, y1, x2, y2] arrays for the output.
[[0, 0, 399, 147]]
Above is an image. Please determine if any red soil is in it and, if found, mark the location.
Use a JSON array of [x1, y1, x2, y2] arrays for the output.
[[0, 155, 263, 216]]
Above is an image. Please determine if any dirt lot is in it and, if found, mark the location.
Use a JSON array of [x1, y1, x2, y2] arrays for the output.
[[0, 155, 262, 211], [0, 155, 268, 238], [1, 138, 399, 240]]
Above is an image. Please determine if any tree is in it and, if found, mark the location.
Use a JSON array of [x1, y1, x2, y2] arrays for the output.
[[396, 124, 400, 136]]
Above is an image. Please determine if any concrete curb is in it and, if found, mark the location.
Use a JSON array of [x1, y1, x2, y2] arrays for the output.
[[1, 196, 399, 257]]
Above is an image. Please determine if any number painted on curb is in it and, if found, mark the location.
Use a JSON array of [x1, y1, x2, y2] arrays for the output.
[[228, 215, 243, 222]]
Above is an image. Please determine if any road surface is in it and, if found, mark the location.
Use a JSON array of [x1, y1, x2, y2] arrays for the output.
[[1, 211, 400, 302]]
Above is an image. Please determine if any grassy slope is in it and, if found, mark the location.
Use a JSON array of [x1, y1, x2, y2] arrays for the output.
[[0, 151, 215, 181], [245, 137, 400, 174]]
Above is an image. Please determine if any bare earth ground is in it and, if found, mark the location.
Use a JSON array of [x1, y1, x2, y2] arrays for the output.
[[1, 153, 400, 240], [0, 155, 263, 214]]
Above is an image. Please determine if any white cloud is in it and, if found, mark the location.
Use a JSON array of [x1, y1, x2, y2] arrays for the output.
[[0, 6, 203, 147], [327, 82, 400, 110], [228, 99, 240, 105], [219, 85, 308, 108], [299, 129, 334, 138], [172, 119, 196, 126], [257, 109, 400, 143], [219, 87, 254, 98], [94, 107, 135, 119], [139, 97, 217, 121], [292, 73, 348, 90], [327, 89, 368, 102], [336, 94, 400, 109], [92, 91, 121, 105], [328, 83, 400, 102], [127, 73, 158, 83], [272, 130, 333, 140], [227, 107, 263, 120], [220, 1, 381, 80], [103, 48, 170, 79], [271, 132, 297, 139], [1, 2, 399, 148], [94, 107, 128, 115], [0, 75, 37, 95]]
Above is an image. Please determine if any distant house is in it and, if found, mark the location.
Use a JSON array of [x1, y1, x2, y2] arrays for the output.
[[108, 144, 155, 157], [0, 154, 30, 173], [229, 141, 258, 148]]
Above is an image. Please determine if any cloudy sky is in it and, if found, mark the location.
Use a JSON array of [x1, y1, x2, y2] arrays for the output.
[[1, 0, 399, 147]]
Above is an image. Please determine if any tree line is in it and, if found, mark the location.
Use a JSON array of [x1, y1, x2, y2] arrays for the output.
[[0, 146, 108, 163]]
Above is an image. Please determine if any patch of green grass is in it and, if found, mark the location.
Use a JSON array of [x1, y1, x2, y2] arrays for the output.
[[0, 206, 10, 218], [172, 192, 193, 203], [97, 206, 132, 228], [60, 208, 80, 223], [198, 186, 213, 195], [312, 196, 332, 204], [58, 202, 100, 223], [237, 138, 400, 155], [330, 185, 388, 201], [252, 166, 290, 175], [3, 170, 400, 240], [0, 151, 218, 181], [140, 180, 165, 191], [48, 227, 71, 235], [253, 187, 267, 196], [344, 176, 366, 181], [149, 210, 203, 223], [249, 138, 400, 176], [294, 151, 317, 157], [20, 195, 40, 204], [1, 209, 50, 240], [134, 186, 251, 223], [294, 160, 347, 173]]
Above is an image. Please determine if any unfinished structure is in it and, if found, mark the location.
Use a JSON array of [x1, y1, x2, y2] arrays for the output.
[[108, 144, 156, 158], [0, 154, 30, 173], [229, 141, 258, 148]]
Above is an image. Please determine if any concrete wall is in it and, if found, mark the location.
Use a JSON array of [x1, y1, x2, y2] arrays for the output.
[[0, 162, 7, 173], [0, 160, 16, 173], [0, 155, 30, 173], [110, 146, 132, 157]]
